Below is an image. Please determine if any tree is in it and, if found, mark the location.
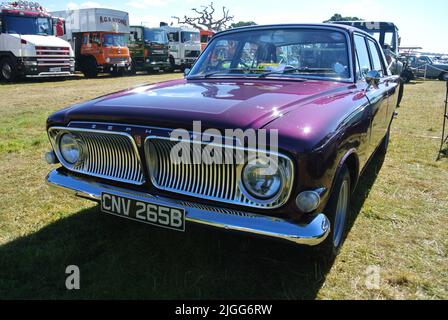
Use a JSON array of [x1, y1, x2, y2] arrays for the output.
[[230, 21, 257, 29], [172, 2, 234, 32], [324, 13, 363, 23]]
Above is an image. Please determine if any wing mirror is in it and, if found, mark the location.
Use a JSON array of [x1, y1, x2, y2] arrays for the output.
[[365, 70, 381, 87], [184, 68, 191, 77]]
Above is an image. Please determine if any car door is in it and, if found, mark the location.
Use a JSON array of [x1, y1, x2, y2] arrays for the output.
[[354, 34, 390, 156]]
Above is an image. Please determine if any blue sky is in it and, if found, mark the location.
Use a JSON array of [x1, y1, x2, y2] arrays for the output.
[[40, 0, 448, 53]]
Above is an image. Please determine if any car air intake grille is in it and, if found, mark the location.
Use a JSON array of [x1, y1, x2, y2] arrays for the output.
[[48, 128, 145, 185], [144, 137, 294, 209]]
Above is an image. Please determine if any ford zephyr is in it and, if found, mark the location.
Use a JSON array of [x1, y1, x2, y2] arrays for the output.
[[45, 24, 399, 257]]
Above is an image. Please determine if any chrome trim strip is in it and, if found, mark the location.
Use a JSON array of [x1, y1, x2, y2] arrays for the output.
[[144, 136, 295, 210], [46, 169, 330, 246], [48, 127, 146, 185]]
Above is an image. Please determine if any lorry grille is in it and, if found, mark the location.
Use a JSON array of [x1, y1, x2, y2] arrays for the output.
[[36, 46, 71, 67], [48, 128, 145, 185], [144, 137, 294, 209], [185, 50, 200, 58]]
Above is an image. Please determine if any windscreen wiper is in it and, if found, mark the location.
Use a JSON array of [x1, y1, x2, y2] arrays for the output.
[[188, 68, 265, 79], [258, 67, 335, 78]]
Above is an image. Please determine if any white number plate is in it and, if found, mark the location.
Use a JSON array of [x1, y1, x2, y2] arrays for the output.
[[101, 193, 185, 232], [49, 67, 62, 72]]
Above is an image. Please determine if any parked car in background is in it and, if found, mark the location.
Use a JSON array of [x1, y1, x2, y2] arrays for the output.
[[200, 29, 215, 51], [128, 26, 170, 74], [407, 54, 448, 80], [52, 8, 132, 78], [45, 24, 399, 257], [160, 23, 201, 71], [0, 1, 75, 82]]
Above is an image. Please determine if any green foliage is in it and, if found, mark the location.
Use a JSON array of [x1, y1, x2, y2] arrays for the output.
[[324, 13, 363, 23], [230, 21, 257, 29]]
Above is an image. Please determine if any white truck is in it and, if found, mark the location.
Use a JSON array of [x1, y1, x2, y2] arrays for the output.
[[52, 8, 131, 78], [160, 23, 201, 71], [0, 1, 75, 82]]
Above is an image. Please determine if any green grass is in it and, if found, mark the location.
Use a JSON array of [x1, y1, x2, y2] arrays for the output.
[[0, 76, 447, 299]]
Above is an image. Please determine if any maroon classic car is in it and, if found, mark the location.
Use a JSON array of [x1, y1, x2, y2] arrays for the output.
[[45, 24, 399, 257]]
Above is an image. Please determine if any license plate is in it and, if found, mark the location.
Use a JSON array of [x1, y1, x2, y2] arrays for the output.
[[153, 67, 160, 70], [50, 67, 61, 72], [101, 193, 185, 232]]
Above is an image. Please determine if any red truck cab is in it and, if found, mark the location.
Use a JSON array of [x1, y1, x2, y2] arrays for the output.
[[200, 30, 214, 51]]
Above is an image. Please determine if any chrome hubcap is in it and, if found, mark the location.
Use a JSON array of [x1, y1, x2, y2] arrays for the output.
[[2, 63, 12, 79], [333, 180, 349, 248]]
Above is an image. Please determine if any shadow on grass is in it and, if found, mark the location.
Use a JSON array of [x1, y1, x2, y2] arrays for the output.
[[0, 153, 385, 300]]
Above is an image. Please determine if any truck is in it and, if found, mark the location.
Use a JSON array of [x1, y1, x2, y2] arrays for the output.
[[160, 23, 201, 71], [0, 1, 75, 82], [128, 25, 170, 74], [52, 8, 131, 78], [200, 29, 214, 51], [332, 21, 404, 76]]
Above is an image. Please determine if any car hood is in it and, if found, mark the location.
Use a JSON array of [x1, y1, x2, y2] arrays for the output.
[[50, 78, 351, 131]]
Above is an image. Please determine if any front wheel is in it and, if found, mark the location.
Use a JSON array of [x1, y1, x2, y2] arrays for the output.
[[439, 72, 447, 81], [318, 165, 351, 258], [0, 57, 19, 83]]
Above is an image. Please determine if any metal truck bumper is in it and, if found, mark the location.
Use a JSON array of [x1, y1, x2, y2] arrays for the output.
[[46, 169, 330, 246]]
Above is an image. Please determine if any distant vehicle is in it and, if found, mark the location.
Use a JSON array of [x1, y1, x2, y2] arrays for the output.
[[52, 8, 131, 78], [407, 55, 448, 80], [128, 26, 170, 74], [160, 23, 201, 71], [200, 29, 214, 51], [0, 1, 75, 82], [332, 21, 403, 76]]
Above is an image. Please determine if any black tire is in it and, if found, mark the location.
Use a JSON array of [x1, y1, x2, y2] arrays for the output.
[[439, 72, 447, 81], [169, 56, 176, 72], [0, 57, 19, 83], [318, 165, 351, 258], [400, 70, 413, 84], [81, 56, 98, 78], [128, 61, 137, 75], [111, 68, 125, 77], [378, 125, 391, 155]]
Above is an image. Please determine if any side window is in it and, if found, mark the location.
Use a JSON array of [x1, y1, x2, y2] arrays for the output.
[[367, 39, 384, 76], [354, 35, 371, 79]]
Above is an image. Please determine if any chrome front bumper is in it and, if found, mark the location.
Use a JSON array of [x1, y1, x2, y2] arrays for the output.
[[46, 169, 330, 246]]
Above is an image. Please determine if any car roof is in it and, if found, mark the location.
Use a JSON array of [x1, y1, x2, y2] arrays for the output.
[[215, 23, 372, 37]]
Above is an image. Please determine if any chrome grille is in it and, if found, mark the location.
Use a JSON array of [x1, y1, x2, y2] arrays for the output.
[[48, 128, 145, 185], [145, 137, 294, 209], [36, 46, 71, 67]]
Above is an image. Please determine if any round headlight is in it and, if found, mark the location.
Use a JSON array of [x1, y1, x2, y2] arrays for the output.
[[242, 158, 284, 200], [59, 133, 81, 164]]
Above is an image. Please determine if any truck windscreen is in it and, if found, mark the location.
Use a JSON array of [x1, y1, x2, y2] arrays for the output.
[[181, 32, 200, 43], [102, 34, 126, 47], [144, 29, 168, 44], [3, 15, 53, 36]]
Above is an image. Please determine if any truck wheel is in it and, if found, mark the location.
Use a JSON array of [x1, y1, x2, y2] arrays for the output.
[[111, 69, 125, 77], [0, 57, 18, 83], [439, 72, 447, 81], [401, 70, 413, 84], [81, 57, 98, 78], [318, 165, 351, 259], [128, 62, 137, 75], [169, 56, 176, 72]]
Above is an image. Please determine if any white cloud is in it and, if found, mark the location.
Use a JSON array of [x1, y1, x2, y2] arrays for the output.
[[126, 0, 170, 9], [66, 1, 103, 10]]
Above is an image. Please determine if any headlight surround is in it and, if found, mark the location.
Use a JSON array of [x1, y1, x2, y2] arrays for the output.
[[241, 157, 285, 201], [59, 133, 82, 164]]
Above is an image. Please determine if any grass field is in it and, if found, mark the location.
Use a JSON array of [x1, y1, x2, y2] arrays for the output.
[[0, 74, 447, 299]]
